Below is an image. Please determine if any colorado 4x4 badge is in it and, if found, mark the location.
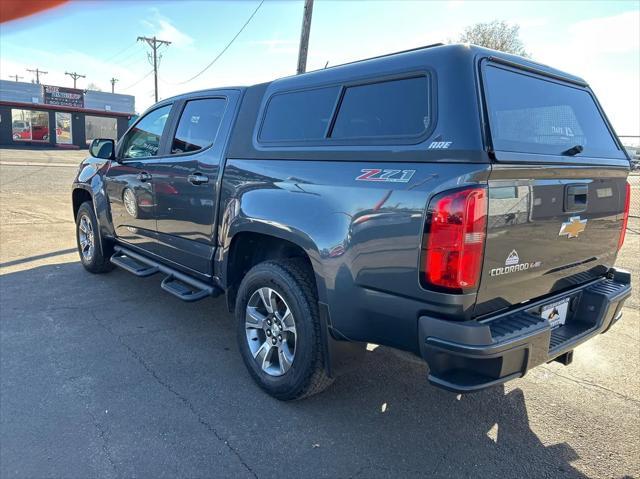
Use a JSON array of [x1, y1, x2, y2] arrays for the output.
[[490, 249, 542, 277]]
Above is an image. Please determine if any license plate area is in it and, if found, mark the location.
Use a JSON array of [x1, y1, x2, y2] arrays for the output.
[[540, 297, 570, 329]]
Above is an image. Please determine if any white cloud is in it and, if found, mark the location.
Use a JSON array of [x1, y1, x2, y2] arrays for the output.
[[567, 10, 639, 54], [528, 10, 640, 135], [141, 9, 194, 48]]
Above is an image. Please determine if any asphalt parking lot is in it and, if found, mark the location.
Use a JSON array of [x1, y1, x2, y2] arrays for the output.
[[1, 148, 639, 479]]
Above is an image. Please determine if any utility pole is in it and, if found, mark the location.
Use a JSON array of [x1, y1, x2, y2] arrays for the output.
[[110, 77, 119, 93], [137, 36, 171, 102], [65, 71, 86, 89], [26, 68, 48, 84], [9, 74, 23, 82], [296, 0, 314, 74]]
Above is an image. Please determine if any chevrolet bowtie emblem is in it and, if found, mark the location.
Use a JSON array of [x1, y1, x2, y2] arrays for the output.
[[559, 216, 587, 238]]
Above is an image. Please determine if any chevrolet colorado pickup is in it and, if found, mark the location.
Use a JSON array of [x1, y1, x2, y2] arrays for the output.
[[72, 44, 632, 400]]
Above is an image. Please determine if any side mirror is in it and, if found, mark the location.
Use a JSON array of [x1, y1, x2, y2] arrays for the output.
[[89, 138, 115, 160]]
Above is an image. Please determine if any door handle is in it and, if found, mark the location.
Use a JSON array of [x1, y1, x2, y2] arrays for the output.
[[137, 171, 152, 182], [188, 173, 209, 185]]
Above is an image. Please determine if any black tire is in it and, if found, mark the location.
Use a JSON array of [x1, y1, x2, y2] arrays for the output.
[[75, 201, 114, 274], [235, 258, 333, 400]]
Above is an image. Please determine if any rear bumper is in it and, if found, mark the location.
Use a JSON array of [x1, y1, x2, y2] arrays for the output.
[[419, 269, 632, 393]]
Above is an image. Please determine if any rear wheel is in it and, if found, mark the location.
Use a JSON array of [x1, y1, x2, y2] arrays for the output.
[[235, 259, 333, 400], [75, 201, 113, 273]]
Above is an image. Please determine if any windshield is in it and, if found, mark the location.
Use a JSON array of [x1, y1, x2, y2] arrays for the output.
[[484, 64, 625, 159]]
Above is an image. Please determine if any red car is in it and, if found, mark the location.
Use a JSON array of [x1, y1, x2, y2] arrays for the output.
[[12, 125, 49, 141]]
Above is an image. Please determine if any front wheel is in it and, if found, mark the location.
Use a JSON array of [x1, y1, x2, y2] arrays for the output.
[[76, 201, 113, 273], [235, 259, 333, 400]]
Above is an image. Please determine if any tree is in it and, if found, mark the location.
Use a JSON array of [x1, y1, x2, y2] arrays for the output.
[[86, 82, 102, 91], [457, 20, 528, 57]]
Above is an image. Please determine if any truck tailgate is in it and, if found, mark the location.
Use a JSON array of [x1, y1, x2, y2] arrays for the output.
[[474, 165, 628, 316]]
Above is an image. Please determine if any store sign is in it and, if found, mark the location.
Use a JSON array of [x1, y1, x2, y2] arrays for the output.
[[42, 85, 84, 108]]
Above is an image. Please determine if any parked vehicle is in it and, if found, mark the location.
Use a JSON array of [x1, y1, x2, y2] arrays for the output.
[[12, 120, 29, 140], [12, 124, 49, 141], [72, 44, 632, 399]]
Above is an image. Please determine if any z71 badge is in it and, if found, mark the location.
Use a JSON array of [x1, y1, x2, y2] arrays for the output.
[[355, 169, 415, 183]]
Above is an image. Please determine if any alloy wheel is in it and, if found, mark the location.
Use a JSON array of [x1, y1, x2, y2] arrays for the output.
[[78, 214, 95, 262], [245, 287, 297, 376]]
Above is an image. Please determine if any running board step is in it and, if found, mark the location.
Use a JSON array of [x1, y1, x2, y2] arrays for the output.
[[111, 246, 222, 302], [110, 251, 159, 277], [161, 275, 211, 302]]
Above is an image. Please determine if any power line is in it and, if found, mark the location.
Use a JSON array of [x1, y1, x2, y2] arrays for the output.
[[120, 70, 154, 91], [102, 41, 138, 64], [9, 74, 23, 82], [170, 0, 264, 85], [137, 36, 172, 102], [65, 71, 86, 89], [115, 48, 147, 68]]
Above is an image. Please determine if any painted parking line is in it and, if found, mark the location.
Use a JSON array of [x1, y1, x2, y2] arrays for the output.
[[0, 161, 79, 168]]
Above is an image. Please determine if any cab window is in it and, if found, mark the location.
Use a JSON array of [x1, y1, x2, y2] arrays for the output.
[[171, 98, 227, 154], [121, 105, 172, 159]]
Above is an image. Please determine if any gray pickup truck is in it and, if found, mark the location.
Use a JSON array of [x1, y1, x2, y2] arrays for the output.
[[72, 44, 632, 400]]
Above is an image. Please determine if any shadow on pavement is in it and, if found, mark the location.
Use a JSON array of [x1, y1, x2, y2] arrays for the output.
[[0, 248, 77, 268], [0, 262, 587, 478]]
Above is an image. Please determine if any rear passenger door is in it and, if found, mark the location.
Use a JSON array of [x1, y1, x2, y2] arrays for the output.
[[150, 91, 239, 277]]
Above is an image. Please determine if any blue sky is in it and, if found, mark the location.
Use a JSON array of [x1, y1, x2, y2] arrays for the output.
[[1, 0, 638, 135]]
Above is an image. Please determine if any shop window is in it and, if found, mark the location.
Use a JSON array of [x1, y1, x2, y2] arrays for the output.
[[85, 116, 118, 145], [55, 112, 73, 145], [11, 109, 50, 142]]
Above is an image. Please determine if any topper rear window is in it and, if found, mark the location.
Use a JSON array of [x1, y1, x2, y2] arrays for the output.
[[484, 65, 624, 159]]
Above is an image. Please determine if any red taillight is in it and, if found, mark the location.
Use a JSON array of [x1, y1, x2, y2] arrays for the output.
[[424, 187, 487, 290], [618, 182, 630, 250]]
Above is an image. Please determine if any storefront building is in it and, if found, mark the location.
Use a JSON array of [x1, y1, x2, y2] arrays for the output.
[[0, 80, 135, 148]]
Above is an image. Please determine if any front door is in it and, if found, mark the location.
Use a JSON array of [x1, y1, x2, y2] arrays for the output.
[[148, 93, 237, 277], [104, 104, 173, 254]]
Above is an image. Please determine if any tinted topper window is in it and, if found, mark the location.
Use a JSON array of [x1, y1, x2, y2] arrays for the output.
[[260, 87, 339, 141], [171, 98, 226, 154], [484, 65, 623, 158], [331, 76, 430, 139]]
